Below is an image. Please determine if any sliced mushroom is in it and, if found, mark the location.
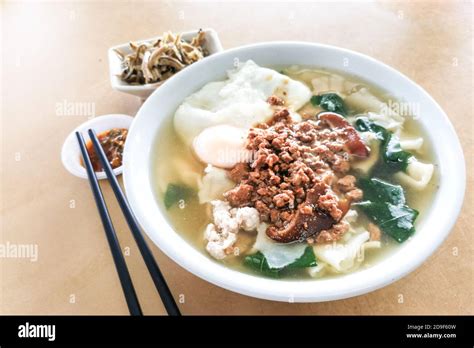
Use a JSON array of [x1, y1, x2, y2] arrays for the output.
[[266, 185, 336, 243], [318, 112, 370, 158], [266, 207, 335, 243]]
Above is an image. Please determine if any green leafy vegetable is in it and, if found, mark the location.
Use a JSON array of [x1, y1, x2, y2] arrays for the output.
[[243, 252, 281, 278], [355, 117, 412, 172], [358, 176, 406, 205], [286, 246, 317, 269], [163, 183, 195, 209], [355, 178, 419, 243], [244, 246, 317, 278], [311, 93, 348, 117]]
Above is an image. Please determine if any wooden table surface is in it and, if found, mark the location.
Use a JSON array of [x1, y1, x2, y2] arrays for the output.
[[1, 0, 472, 315]]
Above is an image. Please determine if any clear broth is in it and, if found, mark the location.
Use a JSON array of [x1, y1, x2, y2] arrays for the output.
[[151, 66, 439, 280]]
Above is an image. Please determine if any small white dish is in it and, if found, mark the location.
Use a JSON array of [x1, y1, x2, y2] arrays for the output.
[[61, 114, 134, 180], [108, 28, 224, 99]]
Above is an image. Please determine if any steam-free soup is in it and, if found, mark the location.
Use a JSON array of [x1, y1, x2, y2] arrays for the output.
[[152, 61, 438, 279]]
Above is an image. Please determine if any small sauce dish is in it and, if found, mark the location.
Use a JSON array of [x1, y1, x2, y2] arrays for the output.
[[108, 28, 223, 99], [61, 114, 134, 180]]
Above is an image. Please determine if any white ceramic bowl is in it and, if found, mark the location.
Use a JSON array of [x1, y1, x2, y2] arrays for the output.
[[108, 28, 223, 99], [123, 42, 465, 302], [62, 114, 134, 180]]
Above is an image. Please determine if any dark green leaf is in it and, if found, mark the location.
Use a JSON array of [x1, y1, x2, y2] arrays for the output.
[[384, 134, 412, 171], [354, 178, 419, 243], [286, 246, 317, 268], [244, 247, 317, 277], [310, 95, 322, 106], [356, 201, 418, 243], [357, 177, 405, 206], [243, 252, 281, 278], [163, 183, 195, 209], [355, 117, 412, 172], [355, 117, 385, 139], [311, 93, 347, 117]]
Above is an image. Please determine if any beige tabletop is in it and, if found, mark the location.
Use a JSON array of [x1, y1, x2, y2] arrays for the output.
[[1, 0, 473, 315]]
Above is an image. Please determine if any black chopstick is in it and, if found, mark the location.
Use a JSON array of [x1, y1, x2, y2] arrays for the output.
[[76, 132, 142, 316], [88, 129, 181, 316]]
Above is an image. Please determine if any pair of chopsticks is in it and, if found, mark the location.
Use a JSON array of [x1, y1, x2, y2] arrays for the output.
[[76, 129, 181, 316]]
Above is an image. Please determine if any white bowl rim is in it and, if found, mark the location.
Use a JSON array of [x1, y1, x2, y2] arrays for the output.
[[123, 41, 466, 302]]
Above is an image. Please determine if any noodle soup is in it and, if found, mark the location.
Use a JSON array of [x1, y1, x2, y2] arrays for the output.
[[152, 61, 437, 279]]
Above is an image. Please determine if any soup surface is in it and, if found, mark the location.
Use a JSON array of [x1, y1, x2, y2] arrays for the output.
[[152, 61, 438, 279]]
